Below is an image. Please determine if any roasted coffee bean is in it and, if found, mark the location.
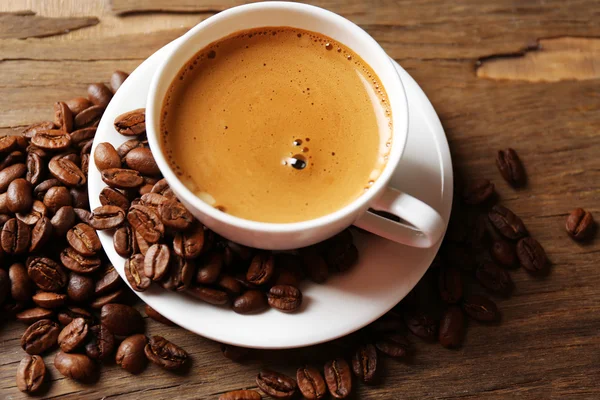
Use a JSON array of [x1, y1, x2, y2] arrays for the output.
[[268, 285, 302, 312], [324, 358, 352, 399], [27, 257, 68, 292], [488, 205, 527, 240], [140, 192, 168, 207], [54, 352, 95, 381], [151, 178, 175, 198], [145, 335, 188, 370], [296, 366, 327, 400], [58, 318, 89, 352], [219, 390, 262, 400], [404, 310, 438, 341], [16, 355, 45, 393], [462, 178, 495, 205], [127, 205, 164, 243], [496, 148, 525, 187], [21, 319, 60, 355], [22, 121, 55, 139], [60, 247, 102, 274], [101, 168, 144, 189], [117, 139, 144, 158], [70, 127, 96, 145], [91, 288, 126, 309], [16, 307, 54, 324], [33, 291, 67, 308], [125, 254, 151, 291], [233, 290, 268, 314], [12, 157, 34, 189], [516, 237, 548, 274], [49, 156, 86, 187], [138, 183, 152, 196], [33, 179, 61, 201], [368, 312, 404, 334], [475, 261, 513, 295], [141, 244, 169, 282], [94, 142, 121, 171], [0, 193, 8, 213], [114, 224, 137, 257], [51, 206, 76, 236], [439, 306, 465, 348], [31, 130, 71, 150], [54, 101, 73, 133], [325, 243, 358, 272], [0, 212, 9, 227], [124, 149, 159, 179], [135, 229, 150, 256], [566, 208, 595, 241], [0, 163, 27, 192], [73, 207, 92, 224], [0, 135, 18, 153], [158, 199, 193, 231], [216, 274, 243, 296], [110, 70, 129, 93], [44, 185, 72, 213], [272, 268, 300, 287], [86, 324, 115, 361], [89, 205, 125, 230], [100, 187, 130, 210], [67, 273, 95, 303], [375, 333, 412, 357], [30, 216, 52, 252], [173, 225, 205, 260], [101, 304, 144, 336], [58, 307, 94, 326], [187, 285, 229, 305], [161, 254, 193, 291], [67, 223, 101, 256], [116, 334, 147, 374], [9, 263, 33, 302], [351, 343, 377, 384], [94, 265, 122, 295], [66, 97, 92, 115], [246, 252, 275, 285], [490, 239, 517, 267], [302, 251, 329, 283], [80, 153, 89, 177], [145, 305, 175, 326], [0, 150, 25, 170], [74, 105, 104, 129], [438, 266, 462, 304], [6, 179, 33, 213], [219, 343, 248, 361], [88, 83, 113, 108], [462, 294, 499, 322], [256, 370, 297, 399], [114, 108, 146, 136], [195, 252, 222, 284]]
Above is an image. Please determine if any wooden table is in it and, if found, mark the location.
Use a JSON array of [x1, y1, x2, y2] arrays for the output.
[[1, 1, 599, 398]]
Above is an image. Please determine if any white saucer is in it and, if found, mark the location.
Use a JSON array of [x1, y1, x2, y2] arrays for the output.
[[88, 39, 453, 349]]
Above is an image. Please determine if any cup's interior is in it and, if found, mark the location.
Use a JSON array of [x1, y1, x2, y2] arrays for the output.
[[146, 2, 409, 229]]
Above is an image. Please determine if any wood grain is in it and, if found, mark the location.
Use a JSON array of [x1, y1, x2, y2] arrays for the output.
[[1, 0, 599, 399], [0, 10, 98, 39]]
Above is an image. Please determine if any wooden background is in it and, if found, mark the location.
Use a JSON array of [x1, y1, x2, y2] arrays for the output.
[[1, 0, 599, 398]]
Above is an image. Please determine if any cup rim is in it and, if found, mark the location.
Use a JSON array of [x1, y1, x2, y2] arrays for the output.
[[146, 1, 409, 234]]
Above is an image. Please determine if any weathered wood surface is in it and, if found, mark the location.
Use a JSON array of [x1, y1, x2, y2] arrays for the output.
[[1, 0, 599, 399]]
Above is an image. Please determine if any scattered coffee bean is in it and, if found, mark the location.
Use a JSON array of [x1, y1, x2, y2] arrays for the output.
[[58, 317, 89, 352], [220, 343, 249, 361], [127, 204, 164, 243], [256, 369, 297, 399], [44, 185, 72, 213], [352, 343, 377, 384], [30, 216, 53, 252], [90, 288, 125, 309], [496, 148, 526, 187], [49, 156, 86, 187], [462, 294, 499, 322], [116, 334, 148, 374], [196, 252, 223, 284], [232, 290, 268, 314], [7, 179, 33, 213], [31, 130, 71, 151], [85, 324, 115, 361], [516, 237, 548, 274], [1, 218, 31, 254], [16, 307, 54, 324], [100, 187, 130, 210], [296, 366, 327, 399], [94, 142, 122, 171], [74, 105, 104, 128], [490, 239, 517, 267], [439, 306, 465, 348], [65, 97, 92, 115], [145, 335, 188, 370], [125, 147, 161, 177], [54, 352, 96, 381], [188, 285, 229, 305], [161, 255, 193, 291], [462, 178, 495, 205], [32, 291, 67, 309], [101, 168, 144, 189], [267, 285, 302, 312], [67, 223, 101, 256], [488, 205, 527, 240], [110, 70, 129, 93], [566, 208, 595, 241], [246, 252, 275, 285], [95, 265, 122, 295], [25, 152, 44, 186], [101, 304, 144, 336], [404, 310, 438, 341], [60, 247, 102, 274], [125, 254, 151, 291], [88, 83, 113, 108], [114, 224, 137, 257], [114, 108, 146, 136], [9, 262, 33, 302], [22, 121, 55, 139], [145, 304, 175, 326], [219, 390, 262, 400], [57, 306, 94, 326], [70, 127, 97, 145], [375, 333, 411, 357], [21, 319, 60, 355], [324, 358, 352, 399], [67, 273, 95, 303], [475, 261, 513, 295], [16, 355, 46, 393], [173, 224, 205, 259], [54, 101, 74, 133], [89, 205, 125, 230], [27, 256, 68, 292]]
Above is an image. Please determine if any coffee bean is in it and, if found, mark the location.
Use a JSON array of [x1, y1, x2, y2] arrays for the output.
[[216, 274, 243, 296], [85, 324, 115, 361], [145, 304, 175, 326], [404, 310, 438, 341], [188, 285, 229, 305], [375, 333, 412, 357], [127, 205, 164, 243], [94, 265, 122, 295], [475, 261, 513, 295], [60, 247, 102, 274], [91, 288, 125, 309], [51, 206, 76, 236], [6, 178, 33, 214], [0, 163, 27, 192], [44, 185, 72, 213], [33, 179, 61, 201], [135, 229, 150, 256], [58, 317, 89, 352], [140, 192, 168, 207], [88, 83, 113, 108], [296, 366, 327, 400], [58, 306, 94, 326], [30, 216, 52, 252], [351, 343, 377, 384], [125, 254, 151, 291], [268, 285, 302, 312], [100, 187, 130, 211], [0, 194, 7, 214], [102, 168, 144, 189], [74, 105, 104, 129], [246, 252, 275, 285], [67, 273, 95, 303], [173, 224, 205, 259], [151, 178, 175, 198], [70, 127, 97, 146], [67, 223, 101, 256], [496, 148, 525, 187], [256, 370, 297, 399], [94, 142, 122, 171], [49, 156, 86, 187], [516, 237, 548, 274], [488, 205, 527, 240], [232, 290, 268, 314], [31, 130, 71, 150], [158, 199, 193, 231], [22, 154, 41, 187], [272, 268, 300, 287], [54, 101, 74, 133], [116, 139, 144, 158], [219, 343, 248, 362], [439, 306, 465, 348], [32, 291, 67, 308], [9, 263, 33, 302], [195, 252, 222, 284], [21, 319, 60, 355], [110, 70, 129, 93], [0, 135, 18, 153], [325, 243, 358, 272], [463, 178, 496, 206], [113, 108, 146, 137], [144, 335, 188, 370], [22, 121, 55, 139], [54, 352, 95, 381], [16, 307, 55, 324], [301, 251, 329, 283], [73, 207, 92, 224], [161, 254, 193, 291], [219, 390, 262, 400], [438, 266, 463, 304], [116, 334, 147, 374], [89, 205, 125, 230], [566, 208, 595, 241], [462, 294, 499, 322], [114, 224, 137, 257], [324, 358, 352, 399], [0, 150, 25, 170], [490, 239, 517, 267], [101, 304, 144, 336], [66, 97, 92, 115], [16, 355, 46, 393], [27, 256, 68, 292]]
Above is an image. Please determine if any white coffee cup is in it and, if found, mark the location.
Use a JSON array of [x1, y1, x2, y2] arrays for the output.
[[146, 1, 446, 250]]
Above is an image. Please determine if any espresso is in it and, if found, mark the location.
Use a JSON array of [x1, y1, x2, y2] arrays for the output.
[[161, 27, 392, 223]]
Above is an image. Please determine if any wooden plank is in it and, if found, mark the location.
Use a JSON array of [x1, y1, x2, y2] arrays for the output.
[[0, 10, 98, 39]]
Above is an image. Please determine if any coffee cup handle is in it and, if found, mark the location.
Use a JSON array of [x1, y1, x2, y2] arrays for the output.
[[354, 187, 445, 248]]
